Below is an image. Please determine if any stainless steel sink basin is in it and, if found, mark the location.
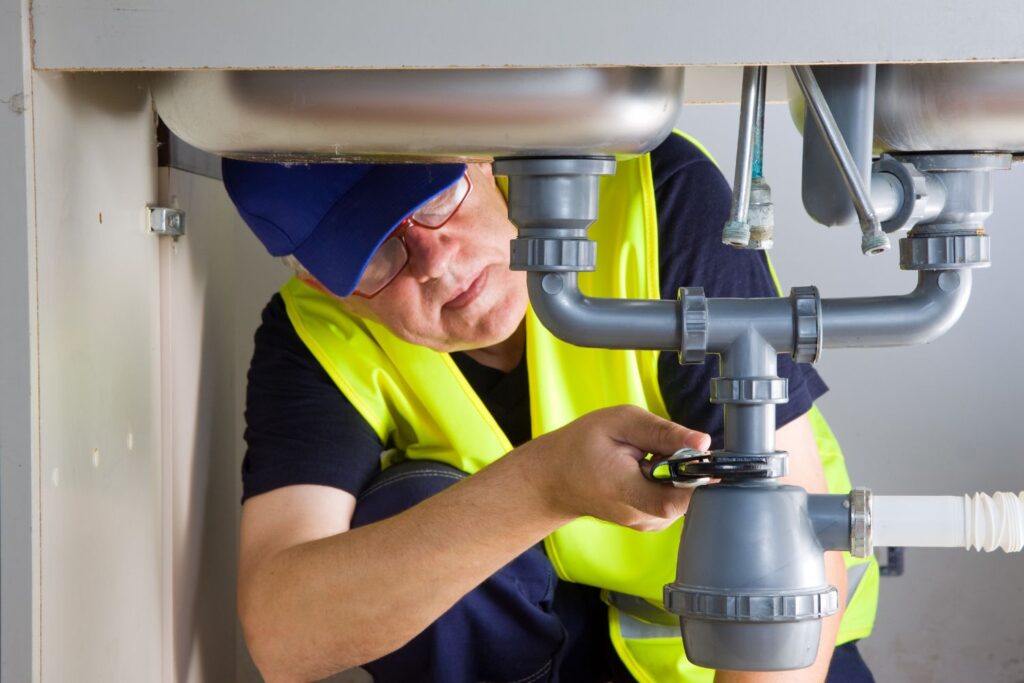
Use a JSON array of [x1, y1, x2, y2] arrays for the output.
[[787, 63, 1024, 154], [874, 63, 1024, 153], [150, 68, 685, 162]]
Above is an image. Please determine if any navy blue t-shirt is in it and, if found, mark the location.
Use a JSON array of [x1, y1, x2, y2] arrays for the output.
[[241, 133, 827, 503]]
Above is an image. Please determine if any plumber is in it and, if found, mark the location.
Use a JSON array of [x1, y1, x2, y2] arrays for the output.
[[222, 132, 878, 683]]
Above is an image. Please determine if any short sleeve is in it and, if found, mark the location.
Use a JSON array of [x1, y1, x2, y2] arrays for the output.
[[651, 133, 828, 448], [242, 294, 384, 503]]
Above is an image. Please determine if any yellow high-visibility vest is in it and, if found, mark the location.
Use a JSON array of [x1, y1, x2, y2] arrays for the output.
[[280, 132, 878, 682]]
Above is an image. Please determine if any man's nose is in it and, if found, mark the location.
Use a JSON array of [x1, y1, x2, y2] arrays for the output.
[[403, 224, 458, 282]]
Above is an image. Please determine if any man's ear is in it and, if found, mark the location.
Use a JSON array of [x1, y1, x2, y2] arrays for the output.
[[297, 274, 335, 297], [294, 272, 380, 322]]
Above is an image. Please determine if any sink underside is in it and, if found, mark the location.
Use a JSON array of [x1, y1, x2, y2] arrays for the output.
[[151, 67, 685, 162], [154, 63, 1024, 164]]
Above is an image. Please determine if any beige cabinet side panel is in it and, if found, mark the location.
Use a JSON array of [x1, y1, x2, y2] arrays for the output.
[[33, 72, 163, 682], [160, 165, 289, 682]]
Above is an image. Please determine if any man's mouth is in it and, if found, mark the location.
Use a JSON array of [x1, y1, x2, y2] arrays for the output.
[[443, 269, 488, 310]]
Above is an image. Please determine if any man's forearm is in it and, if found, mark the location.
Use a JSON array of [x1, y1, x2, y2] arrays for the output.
[[239, 406, 705, 682], [240, 443, 569, 682]]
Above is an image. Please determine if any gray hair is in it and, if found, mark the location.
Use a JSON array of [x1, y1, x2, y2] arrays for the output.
[[281, 254, 311, 279]]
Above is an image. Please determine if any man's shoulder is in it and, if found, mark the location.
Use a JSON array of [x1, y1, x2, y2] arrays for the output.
[[648, 131, 720, 189], [250, 290, 335, 387], [262, 290, 289, 325], [252, 291, 303, 355]]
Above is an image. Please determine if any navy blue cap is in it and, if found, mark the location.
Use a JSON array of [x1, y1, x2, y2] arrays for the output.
[[222, 158, 466, 296]]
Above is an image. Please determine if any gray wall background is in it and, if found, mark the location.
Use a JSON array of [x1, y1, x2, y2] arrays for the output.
[[679, 103, 1024, 682]]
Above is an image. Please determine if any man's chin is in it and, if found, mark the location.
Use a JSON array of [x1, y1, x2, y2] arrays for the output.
[[441, 309, 525, 352]]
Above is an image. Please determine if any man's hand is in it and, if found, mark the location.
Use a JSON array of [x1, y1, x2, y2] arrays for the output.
[[513, 405, 711, 531]]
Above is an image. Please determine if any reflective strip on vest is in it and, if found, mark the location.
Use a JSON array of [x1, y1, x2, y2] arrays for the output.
[[607, 591, 680, 627], [617, 610, 682, 640], [847, 560, 869, 607]]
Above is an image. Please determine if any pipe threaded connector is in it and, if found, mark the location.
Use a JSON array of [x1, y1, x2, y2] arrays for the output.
[[746, 178, 775, 250], [722, 219, 752, 248], [860, 230, 891, 255]]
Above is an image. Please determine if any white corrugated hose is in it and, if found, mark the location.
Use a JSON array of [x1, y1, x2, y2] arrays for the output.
[[872, 492, 1024, 553]]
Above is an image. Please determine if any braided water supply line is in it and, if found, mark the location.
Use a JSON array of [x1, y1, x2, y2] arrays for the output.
[[721, 65, 763, 248]]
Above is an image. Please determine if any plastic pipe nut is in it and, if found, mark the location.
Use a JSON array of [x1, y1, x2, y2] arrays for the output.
[[898, 234, 991, 271], [709, 377, 789, 405], [678, 287, 708, 365], [790, 286, 823, 364], [874, 155, 935, 233], [665, 584, 839, 622], [509, 237, 597, 272]]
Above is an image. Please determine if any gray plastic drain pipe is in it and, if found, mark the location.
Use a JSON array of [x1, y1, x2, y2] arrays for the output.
[[494, 153, 997, 672], [525, 268, 973, 356], [820, 270, 972, 348], [504, 152, 1000, 359], [526, 272, 678, 350]]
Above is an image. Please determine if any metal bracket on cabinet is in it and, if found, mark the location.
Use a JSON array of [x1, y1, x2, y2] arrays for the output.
[[147, 206, 185, 237]]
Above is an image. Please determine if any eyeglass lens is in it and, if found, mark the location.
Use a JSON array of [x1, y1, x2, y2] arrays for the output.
[[410, 174, 471, 227], [354, 172, 472, 297], [356, 236, 409, 297]]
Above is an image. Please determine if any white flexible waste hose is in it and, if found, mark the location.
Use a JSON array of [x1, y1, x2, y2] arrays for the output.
[[872, 492, 1024, 552]]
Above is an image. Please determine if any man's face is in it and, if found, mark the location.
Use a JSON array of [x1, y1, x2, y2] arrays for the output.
[[338, 163, 528, 352]]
